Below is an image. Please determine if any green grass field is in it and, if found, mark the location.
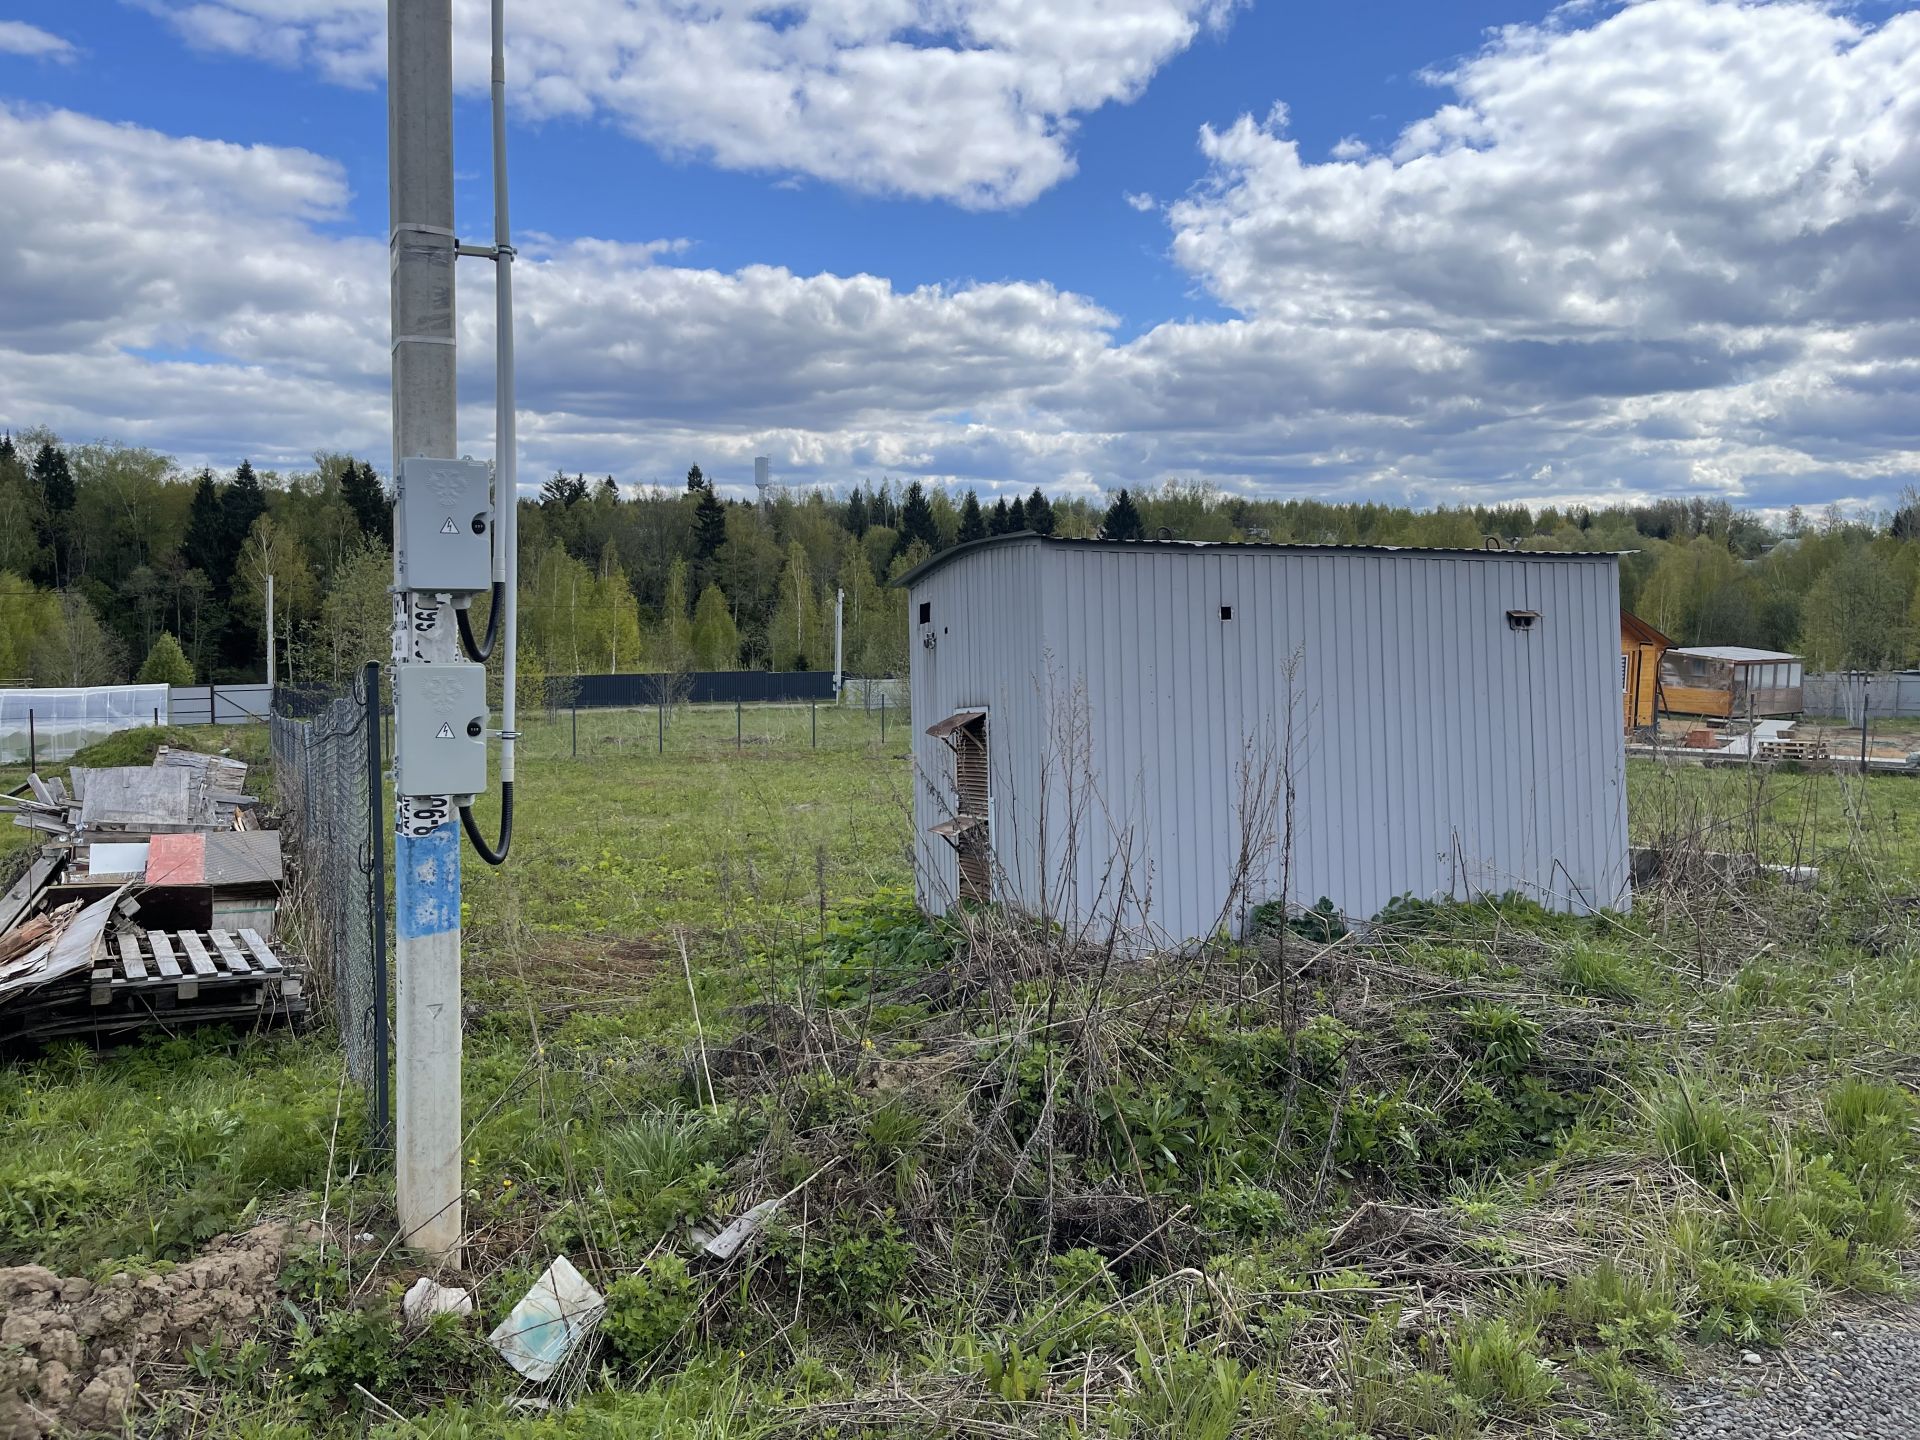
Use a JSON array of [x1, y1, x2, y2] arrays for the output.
[[3, 722, 1919, 1438]]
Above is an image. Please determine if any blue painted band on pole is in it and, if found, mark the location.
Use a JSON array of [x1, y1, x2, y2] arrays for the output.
[[397, 826, 461, 939]]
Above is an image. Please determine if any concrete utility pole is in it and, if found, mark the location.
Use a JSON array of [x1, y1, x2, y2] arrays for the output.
[[265, 573, 275, 688], [833, 587, 844, 696], [389, 0, 463, 1260]]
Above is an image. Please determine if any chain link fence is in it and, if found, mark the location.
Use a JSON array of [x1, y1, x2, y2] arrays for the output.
[[271, 665, 387, 1142]]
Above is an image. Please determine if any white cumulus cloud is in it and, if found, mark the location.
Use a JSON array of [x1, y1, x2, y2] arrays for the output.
[[0, 21, 77, 59], [9, 0, 1920, 512], [134, 0, 1236, 209]]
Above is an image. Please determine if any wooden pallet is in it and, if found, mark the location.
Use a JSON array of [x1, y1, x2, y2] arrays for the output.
[[1, 927, 305, 1047], [1758, 738, 1830, 763], [90, 927, 297, 1004]]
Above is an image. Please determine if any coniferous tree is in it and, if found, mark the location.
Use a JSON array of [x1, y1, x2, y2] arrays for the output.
[[845, 486, 869, 538], [1103, 489, 1145, 540], [898, 481, 938, 554], [957, 490, 986, 544], [988, 498, 1011, 535], [0, 434, 15, 468], [540, 470, 588, 509], [223, 460, 267, 573], [1007, 496, 1027, 533], [1025, 487, 1055, 536], [30, 442, 74, 514], [596, 475, 619, 503], [686, 464, 707, 494], [694, 483, 727, 563], [183, 470, 227, 581], [29, 442, 74, 584], [341, 460, 390, 539], [137, 631, 195, 686]]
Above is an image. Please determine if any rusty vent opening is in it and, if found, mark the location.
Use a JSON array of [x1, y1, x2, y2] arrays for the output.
[[952, 716, 989, 903], [928, 710, 990, 904]]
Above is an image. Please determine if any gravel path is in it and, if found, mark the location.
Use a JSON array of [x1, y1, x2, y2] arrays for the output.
[[1665, 1316, 1920, 1439]]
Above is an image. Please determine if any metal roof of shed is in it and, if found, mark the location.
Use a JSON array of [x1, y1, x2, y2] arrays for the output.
[[892, 531, 1622, 588], [1671, 646, 1801, 662]]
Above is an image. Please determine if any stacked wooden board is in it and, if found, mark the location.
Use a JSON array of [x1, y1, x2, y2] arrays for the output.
[[0, 748, 306, 1049]]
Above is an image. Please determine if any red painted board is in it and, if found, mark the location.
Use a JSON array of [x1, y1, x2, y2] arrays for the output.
[[146, 833, 206, 886]]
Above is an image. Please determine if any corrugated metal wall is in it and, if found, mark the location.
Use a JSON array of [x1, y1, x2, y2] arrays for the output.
[[909, 538, 1045, 916], [909, 543, 1628, 945]]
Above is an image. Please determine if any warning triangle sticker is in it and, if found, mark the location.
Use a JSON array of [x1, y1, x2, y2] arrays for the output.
[[435, 722, 455, 739], [440, 517, 459, 534]]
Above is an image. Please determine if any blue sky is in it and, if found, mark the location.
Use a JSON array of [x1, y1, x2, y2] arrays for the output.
[[1, 0, 1918, 509]]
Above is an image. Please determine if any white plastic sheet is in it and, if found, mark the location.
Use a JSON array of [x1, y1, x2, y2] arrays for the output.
[[0, 685, 170, 765]]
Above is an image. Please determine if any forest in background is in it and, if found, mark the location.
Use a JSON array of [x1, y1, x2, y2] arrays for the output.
[[1, 425, 1915, 690]]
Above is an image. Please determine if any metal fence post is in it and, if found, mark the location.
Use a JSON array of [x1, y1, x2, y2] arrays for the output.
[[812, 702, 817, 749], [572, 694, 578, 758], [880, 694, 886, 745], [1861, 673, 1872, 773], [365, 662, 390, 1147], [26, 710, 35, 772], [736, 699, 742, 751], [657, 690, 664, 755]]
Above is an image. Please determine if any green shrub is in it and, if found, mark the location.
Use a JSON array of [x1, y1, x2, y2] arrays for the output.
[[291, 1306, 478, 1413], [1559, 1262, 1682, 1368], [1443, 1316, 1556, 1417], [602, 1254, 699, 1363], [137, 632, 195, 686], [0, 1168, 96, 1251]]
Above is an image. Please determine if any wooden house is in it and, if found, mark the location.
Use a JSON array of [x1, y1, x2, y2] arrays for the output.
[[1620, 612, 1670, 731]]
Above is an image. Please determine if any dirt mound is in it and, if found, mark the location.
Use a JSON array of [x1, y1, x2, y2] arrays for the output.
[[0, 1222, 287, 1439]]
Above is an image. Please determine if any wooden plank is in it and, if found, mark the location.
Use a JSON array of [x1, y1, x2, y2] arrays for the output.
[[238, 928, 284, 973], [116, 932, 148, 983], [148, 931, 182, 979], [209, 929, 251, 975], [0, 852, 59, 934], [178, 932, 219, 978]]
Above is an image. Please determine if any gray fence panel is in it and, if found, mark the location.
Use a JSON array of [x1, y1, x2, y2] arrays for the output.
[[563, 671, 836, 707], [1802, 672, 1920, 721], [168, 683, 275, 726]]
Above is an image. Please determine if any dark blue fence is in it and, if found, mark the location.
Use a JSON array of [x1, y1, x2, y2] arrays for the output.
[[560, 671, 837, 708]]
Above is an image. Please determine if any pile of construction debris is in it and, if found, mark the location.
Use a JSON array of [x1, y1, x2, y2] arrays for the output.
[[0, 748, 305, 1048]]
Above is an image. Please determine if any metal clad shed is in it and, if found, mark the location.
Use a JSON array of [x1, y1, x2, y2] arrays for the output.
[[902, 535, 1629, 947]]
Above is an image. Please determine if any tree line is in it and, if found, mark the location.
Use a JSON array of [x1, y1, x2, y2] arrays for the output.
[[2, 424, 1916, 691]]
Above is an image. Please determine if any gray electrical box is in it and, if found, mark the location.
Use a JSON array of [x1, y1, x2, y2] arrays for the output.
[[399, 457, 493, 594], [394, 662, 489, 798]]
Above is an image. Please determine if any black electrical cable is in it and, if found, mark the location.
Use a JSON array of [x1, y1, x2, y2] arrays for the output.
[[456, 581, 504, 662], [460, 780, 513, 866]]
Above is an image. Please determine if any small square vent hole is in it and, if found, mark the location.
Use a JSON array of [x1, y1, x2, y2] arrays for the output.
[[1506, 609, 1540, 631], [1220, 605, 1233, 621], [918, 601, 931, 625]]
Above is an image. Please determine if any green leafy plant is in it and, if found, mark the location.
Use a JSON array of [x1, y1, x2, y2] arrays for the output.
[[602, 1253, 700, 1363], [1443, 1316, 1556, 1417]]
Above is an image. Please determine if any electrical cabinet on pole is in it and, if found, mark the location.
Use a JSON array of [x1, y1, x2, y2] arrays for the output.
[[387, 0, 523, 1260]]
